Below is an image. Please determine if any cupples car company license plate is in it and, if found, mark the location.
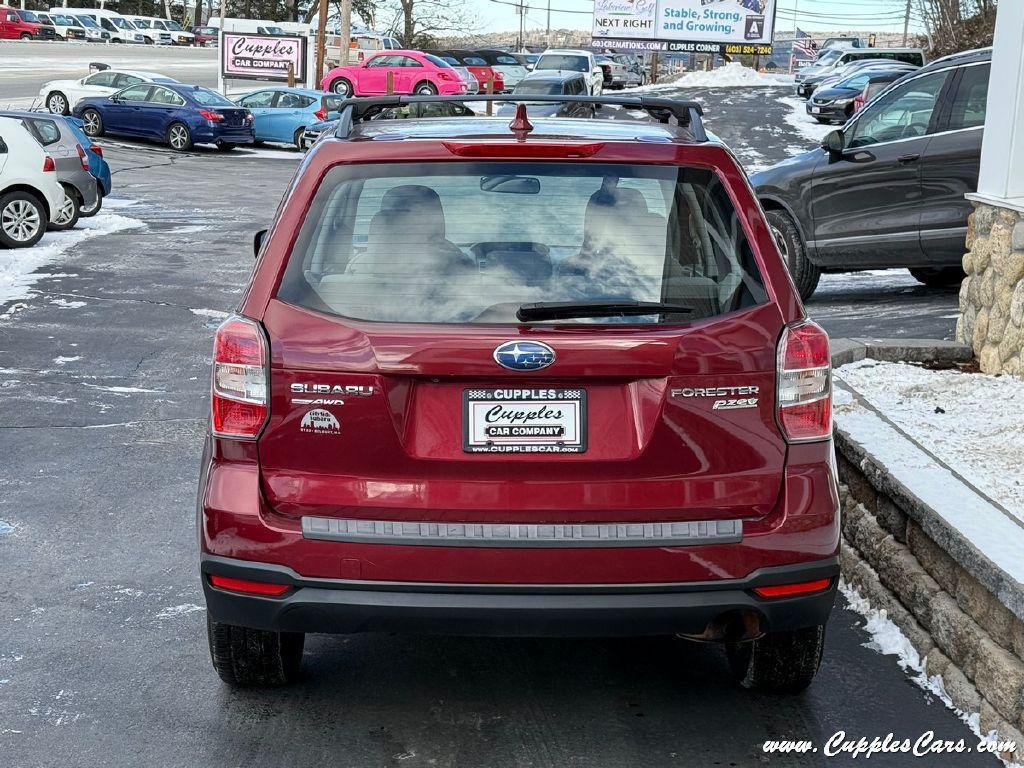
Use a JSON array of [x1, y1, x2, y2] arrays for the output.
[[463, 388, 587, 453]]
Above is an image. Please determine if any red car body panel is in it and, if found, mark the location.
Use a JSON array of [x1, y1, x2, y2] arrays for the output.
[[0, 6, 42, 38], [321, 49, 469, 96], [200, 130, 836, 592]]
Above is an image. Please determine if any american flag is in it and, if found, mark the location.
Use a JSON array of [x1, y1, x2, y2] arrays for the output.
[[793, 29, 816, 60]]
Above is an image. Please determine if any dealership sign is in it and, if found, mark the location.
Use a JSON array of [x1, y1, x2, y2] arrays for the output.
[[220, 32, 308, 82], [593, 0, 776, 55]]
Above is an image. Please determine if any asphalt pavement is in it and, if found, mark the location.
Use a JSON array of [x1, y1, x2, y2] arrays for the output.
[[0, 71, 972, 767]]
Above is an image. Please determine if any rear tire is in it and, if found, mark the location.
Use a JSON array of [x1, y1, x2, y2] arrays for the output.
[[293, 127, 304, 150], [207, 616, 304, 687], [48, 185, 81, 232], [167, 122, 192, 151], [726, 624, 826, 693], [80, 189, 103, 217], [909, 266, 965, 289], [766, 208, 820, 300], [0, 191, 47, 248], [414, 81, 438, 95]]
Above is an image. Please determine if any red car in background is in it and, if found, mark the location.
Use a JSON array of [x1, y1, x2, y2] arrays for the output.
[[321, 50, 469, 97], [445, 50, 505, 93], [189, 25, 218, 46], [0, 5, 44, 39]]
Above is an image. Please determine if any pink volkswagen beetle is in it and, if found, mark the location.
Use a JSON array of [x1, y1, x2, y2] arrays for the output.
[[321, 50, 469, 98]]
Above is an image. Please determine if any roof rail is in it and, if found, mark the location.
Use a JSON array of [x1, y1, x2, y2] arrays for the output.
[[332, 94, 707, 142]]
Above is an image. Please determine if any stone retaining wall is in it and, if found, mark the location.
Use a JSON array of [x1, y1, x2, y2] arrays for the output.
[[958, 202, 1024, 375], [837, 446, 1024, 747]]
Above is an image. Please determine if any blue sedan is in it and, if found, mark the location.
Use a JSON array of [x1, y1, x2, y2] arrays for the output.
[[74, 82, 254, 152], [234, 87, 344, 149]]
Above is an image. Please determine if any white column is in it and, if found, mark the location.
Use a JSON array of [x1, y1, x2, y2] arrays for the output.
[[974, 1, 1024, 205]]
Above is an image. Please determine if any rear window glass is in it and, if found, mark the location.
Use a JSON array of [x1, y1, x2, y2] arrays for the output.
[[536, 55, 588, 72], [278, 162, 766, 325], [190, 88, 234, 106], [514, 80, 563, 96]]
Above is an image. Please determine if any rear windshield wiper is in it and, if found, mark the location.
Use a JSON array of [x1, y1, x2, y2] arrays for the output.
[[516, 300, 693, 322]]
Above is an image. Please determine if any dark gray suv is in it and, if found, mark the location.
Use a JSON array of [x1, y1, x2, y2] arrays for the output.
[[752, 47, 990, 299]]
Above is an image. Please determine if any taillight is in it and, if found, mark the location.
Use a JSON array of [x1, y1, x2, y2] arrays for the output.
[[76, 144, 89, 171], [89, 143, 103, 158], [211, 315, 268, 439], [42, 155, 55, 172], [776, 320, 831, 442], [198, 109, 224, 122], [314, 107, 327, 121], [208, 574, 290, 596], [754, 578, 832, 599], [853, 95, 865, 112], [437, 70, 455, 81]]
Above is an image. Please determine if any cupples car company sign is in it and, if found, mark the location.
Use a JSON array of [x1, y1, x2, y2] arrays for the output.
[[221, 32, 307, 82], [593, 0, 776, 55]]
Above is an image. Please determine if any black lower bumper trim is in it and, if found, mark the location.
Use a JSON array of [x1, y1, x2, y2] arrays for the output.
[[201, 554, 839, 637]]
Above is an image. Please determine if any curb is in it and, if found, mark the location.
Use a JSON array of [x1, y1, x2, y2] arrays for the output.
[[830, 337, 973, 368]]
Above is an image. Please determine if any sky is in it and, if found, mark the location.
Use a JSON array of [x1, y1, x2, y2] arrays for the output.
[[467, 0, 926, 36]]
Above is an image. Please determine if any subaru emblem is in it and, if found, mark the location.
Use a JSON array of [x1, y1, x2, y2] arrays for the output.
[[493, 341, 555, 372]]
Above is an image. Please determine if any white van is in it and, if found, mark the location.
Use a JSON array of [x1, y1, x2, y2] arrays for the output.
[[121, 14, 170, 44], [40, 10, 87, 40], [208, 17, 285, 35], [73, 8, 145, 44], [123, 15, 193, 45]]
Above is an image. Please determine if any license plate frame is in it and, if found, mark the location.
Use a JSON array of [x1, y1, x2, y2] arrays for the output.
[[463, 388, 587, 454]]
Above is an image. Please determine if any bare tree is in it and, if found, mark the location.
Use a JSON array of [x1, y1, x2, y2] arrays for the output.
[[915, 0, 996, 57], [376, 0, 472, 47]]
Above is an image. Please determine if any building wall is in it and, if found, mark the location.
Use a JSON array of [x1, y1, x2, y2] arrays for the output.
[[957, 202, 1024, 375]]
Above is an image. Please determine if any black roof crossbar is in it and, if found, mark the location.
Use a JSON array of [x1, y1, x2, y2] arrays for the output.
[[332, 94, 707, 142]]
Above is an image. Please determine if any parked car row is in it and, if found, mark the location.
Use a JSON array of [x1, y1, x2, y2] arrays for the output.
[[318, 47, 610, 98], [0, 113, 110, 249], [1, 6, 199, 44], [794, 46, 927, 98], [804, 60, 921, 124]]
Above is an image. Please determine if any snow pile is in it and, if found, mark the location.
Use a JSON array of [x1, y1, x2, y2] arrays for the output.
[[0, 207, 141, 307], [777, 95, 833, 144], [842, 581, 1024, 768], [835, 359, 1024, 518], [635, 62, 791, 90]]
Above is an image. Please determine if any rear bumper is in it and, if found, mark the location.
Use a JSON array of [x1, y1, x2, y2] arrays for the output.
[[806, 103, 849, 121], [202, 553, 839, 637]]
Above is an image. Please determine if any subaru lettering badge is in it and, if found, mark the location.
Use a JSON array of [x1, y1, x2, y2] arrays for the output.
[[493, 341, 556, 372]]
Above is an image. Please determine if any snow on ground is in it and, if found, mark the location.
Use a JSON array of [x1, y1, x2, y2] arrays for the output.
[[631, 62, 793, 90], [842, 581, 1024, 768], [835, 359, 1024, 517], [777, 95, 833, 145], [0, 206, 142, 307]]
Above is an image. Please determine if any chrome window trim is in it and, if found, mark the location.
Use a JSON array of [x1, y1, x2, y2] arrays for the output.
[[302, 516, 743, 548], [841, 59, 990, 148]]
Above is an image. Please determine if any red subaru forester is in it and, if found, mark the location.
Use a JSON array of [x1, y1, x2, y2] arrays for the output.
[[199, 95, 839, 692]]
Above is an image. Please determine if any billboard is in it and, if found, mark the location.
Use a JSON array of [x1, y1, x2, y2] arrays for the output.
[[593, 0, 776, 56], [220, 32, 308, 82]]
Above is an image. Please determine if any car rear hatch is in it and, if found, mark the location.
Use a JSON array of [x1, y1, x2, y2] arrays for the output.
[[212, 107, 249, 128], [255, 157, 788, 533]]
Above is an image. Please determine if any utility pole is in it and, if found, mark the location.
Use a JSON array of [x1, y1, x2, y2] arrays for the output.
[[546, 0, 551, 49], [315, 0, 328, 85], [902, 0, 911, 46], [339, 0, 351, 65], [517, 1, 524, 52]]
